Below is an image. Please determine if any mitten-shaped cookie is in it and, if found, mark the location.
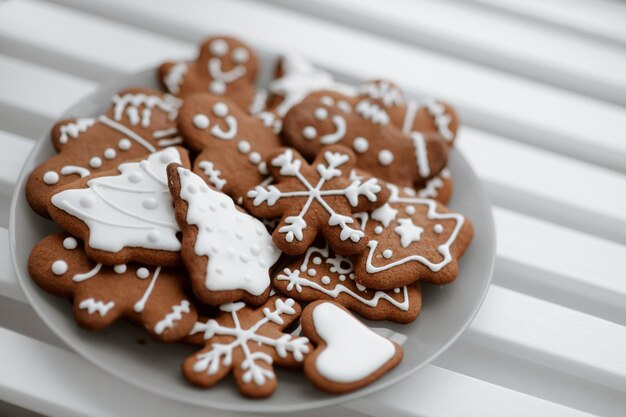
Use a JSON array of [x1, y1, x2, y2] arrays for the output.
[[177, 93, 282, 201], [48, 147, 190, 267], [183, 297, 311, 398], [281, 100, 448, 189], [27, 88, 182, 218], [158, 36, 259, 110], [28, 233, 197, 342], [243, 145, 390, 256]]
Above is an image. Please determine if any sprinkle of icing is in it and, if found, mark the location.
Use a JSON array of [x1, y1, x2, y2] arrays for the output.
[[63, 237, 78, 250], [193, 114, 210, 129], [43, 171, 59, 185], [51, 260, 68, 275], [352, 137, 369, 153], [377, 149, 394, 166]]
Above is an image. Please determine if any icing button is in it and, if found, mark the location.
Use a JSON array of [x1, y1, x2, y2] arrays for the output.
[[128, 172, 143, 183], [378, 149, 394, 166], [118, 138, 131, 150], [213, 102, 228, 117], [43, 171, 59, 185], [51, 260, 68, 275], [89, 157, 102, 169], [62, 237, 78, 250], [193, 114, 210, 129], [136, 267, 150, 279], [210, 39, 228, 56], [382, 249, 393, 259], [142, 197, 159, 210], [104, 148, 116, 160], [113, 264, 127, 274], [321, 276, 331, 285], [232, 47, 249, 64], [210, 80, 226, 95], [303, 126, 317, 139]]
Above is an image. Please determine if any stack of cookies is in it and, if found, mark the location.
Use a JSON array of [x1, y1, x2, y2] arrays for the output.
[[26, 36, 473, 398]]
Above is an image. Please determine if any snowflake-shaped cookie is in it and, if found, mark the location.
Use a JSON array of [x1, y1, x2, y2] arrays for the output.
[[274, 241, 422, 323], [353, 185, 474, 289], [244, 145, 390, 256], [28, 233, 197, 342], [177, 93, 281, 201], [158, 36, 259, 110], [26, 88, 182, 218], [183, 297, 311, 398]]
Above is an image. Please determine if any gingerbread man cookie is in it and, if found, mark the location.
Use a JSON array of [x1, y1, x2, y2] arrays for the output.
[[158, 36, 259, 110], [354, 185, 474, 289], [183, 297, 311, 398], [274, 240, 422, 323], [167, 164, 281, 306], [177, 93, 282, 201], [48, 147, 190, 267], [28, 233, 197, 342], [243, 145, 390, 256], [26, 88, 182, 218], [300, 301, 403, 394]]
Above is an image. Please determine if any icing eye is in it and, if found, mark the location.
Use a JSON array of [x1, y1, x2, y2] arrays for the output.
[[434, 224, 444, 234], [352, 137, 369, 153], [378, 149, 394, 166], [113, 264, 127, 274], [320, 96, 334, 106], [232, 47, 249, 64], [210, 80, 226, 95], [374, 226, 383, 235], [118, 138, 131, 150], [136, 267, 150, 279], [51, 260, 68, 275], [303, 126, 317, 140], [193, 114, 210, 129], [382, 249, 393, 259], [89, 157, 102, 169], [209, 39, 229, 57], [337, 100, 352, 113], [212, 102, 228, 117], [314, 107, 328, 121], [43, 171, 59, 185], [63, 237, 78, 250]]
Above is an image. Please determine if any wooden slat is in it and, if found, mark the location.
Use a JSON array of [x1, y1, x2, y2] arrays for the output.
[[262, 0, 626, 107], [0, 228, 26, 303], [0, 131, 33, 228], [48, 0, 626, 174], [0, 0, 194, 82]]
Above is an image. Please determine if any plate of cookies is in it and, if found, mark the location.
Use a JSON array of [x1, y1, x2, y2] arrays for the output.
[[10, 36, 495, 412]]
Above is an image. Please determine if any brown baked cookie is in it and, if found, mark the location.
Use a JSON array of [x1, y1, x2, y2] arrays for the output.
[[413, 168, 453, 204], [353, 185, 473, 290], [281, 99, 448, 189], [158, 36, 259, 111], [273, 240, 422, 323], [300, 301, 403, 394], [26, 88, 182, 218], [243, 145, 390, 256], [48, 147, 190, 267], [183, 297, 311, 398], [28, 232, 197, 342], [177, 93, 282, 201], [167, 164, 280, 306]]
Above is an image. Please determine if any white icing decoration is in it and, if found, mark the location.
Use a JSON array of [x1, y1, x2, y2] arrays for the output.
[[89, 157, 102, 169], [248, 149, 383, 243], [73, 263, 102, 282], [43, 171, 59, 185], [136, 267, 150, 279], [249, 89, 268, 115], [208, 104, 237, 140], [177, 167, 280, 295], [311, 302, 396, 383], [394, 218, 424, 248], [352, 137, 369, 153], [118, 138, 131, 150], [79, 298, 114, 317], [63, 237, 77, 250], [375, 226, 383, 234], [303, 126, 317, 139], [320, 115, 346, 145], [197, 160, 227, 190], [104, 148, 116, 160], [232, 47, 249, 64], [382, 249, 393, 259], [113, 264, 127, 274], [237, 140, 251, 154], [50, 148, 182, 253], [163, 62, 188, 94], [134, 267, 161, 313], [426, 100, 454, 142], [410, 132, 430, 178], [355, 99, 389, 125], [434, 224, 444, 234], [58, 118, 96, 144], [402, 100, 420, 136], [209, 39, 228, 56], [406, 206, 416, 215], [213, 102, 228, 117], [154, 300, 191, 335], [315, 107, 328, 120], [207, 48, 246, 94], [111, 93, 180, 127], [190, 298, 309, 385], [418, 169, 449, 198], [321, 276, 330, 284], [359, 81, 404, 106], [377, 149, 394, 166], [193, 114, 209, 129], [60, 165, 90, 178], [51, 260, 68, 275], [371, 203, 398, 227], [249, 152, 262, 164]]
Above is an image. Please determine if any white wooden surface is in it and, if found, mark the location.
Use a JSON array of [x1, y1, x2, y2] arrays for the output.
[[0, 0, 625, 415]]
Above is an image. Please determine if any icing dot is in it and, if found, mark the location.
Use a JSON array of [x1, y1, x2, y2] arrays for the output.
[[237, 140, 251, 154], [209, 204, 217, 212], [406, 206, 416, 215], [374, 226, 383, 235], [118, 138, 131, 150], [250, 245, 261, 255], [211, 245, 219, 253], [321, 276, 331, 285], [338, 274, 346, 281], [356, 282, 367, 292], [249, 152, 262, 164], [258, 259, 267, 267], [114, 264, 127, 274], [187, 184, 198, 194], [128, 172, 143, 183], [220, 200, 228, 208], [394, 288, 401, 294], [79, 195, 96, 208], [312, 256, 322, 265], [239, 253, 251, 263], [349, 272, 355, 279], [147, 231, 160, 243], [378, 149, 394, 166], [213, 102, 228, 117], [232, 47, 249, 64], [235, 231, 244, 240], [210, 80, 226, 95], [320, 96, 334, 106], [303, 126, 317, 139], [104, 148, 116, 160], [434, 224, 444, 234], [258, 162, 268, 175], [43, 170, 59, 185], [215, 267, 224, 275], [210, 39, 228, 56], [383, 249, 393, 259], [314, 107, 328, 120], [352, 137, 369, 153], [142, 197, 159, 210], [205, 225, 214, 233], [244, 274, 252, 282], [159, 150, 175, 164], [193, 114, 210, 129], [63, 237, 77, 250], [89, 157, 102, 169], [51, 260, 68, 275], [307, 268, 317, 276], [136, 267, 150, 279], [256, 227, 264, 235]]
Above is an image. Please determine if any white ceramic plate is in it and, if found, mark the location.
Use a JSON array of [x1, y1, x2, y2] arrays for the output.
[[10, 66, 495, 413]]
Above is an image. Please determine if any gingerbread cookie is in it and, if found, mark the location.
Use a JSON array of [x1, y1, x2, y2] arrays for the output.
[[28, 233, 197, 342], [26, 88, 182, 218], [353, 185, 473, 290], [183, 297, 311, 398], [158, 36, 259, 110], [244, 145, 389, 256], [176, 93, 281, 201], [281, 100, 448, 189], [167, 164, 281, 306], [274, 241, 422, 323], [301, 301, 403, 394], [48, 147, 190, 267]]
